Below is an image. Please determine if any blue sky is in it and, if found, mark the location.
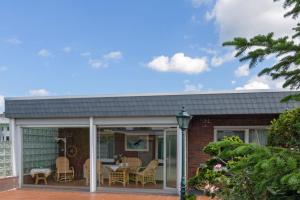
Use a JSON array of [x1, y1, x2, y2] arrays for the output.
[[0, 0, 296, 112]]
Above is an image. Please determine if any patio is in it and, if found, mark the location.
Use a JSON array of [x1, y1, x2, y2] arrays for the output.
[[0, 189, 211, 200], [22, 127, 178, 191]]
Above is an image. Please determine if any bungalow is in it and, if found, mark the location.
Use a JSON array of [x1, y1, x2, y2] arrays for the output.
[[4, 90, 300, 194]]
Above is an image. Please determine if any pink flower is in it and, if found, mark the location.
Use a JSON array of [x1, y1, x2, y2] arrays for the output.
[[210, 185, 219, 193], [213, 164, 222, 171], [204, 184, 210, 190]]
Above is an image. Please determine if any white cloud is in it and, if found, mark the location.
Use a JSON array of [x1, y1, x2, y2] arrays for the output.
[[191, 15, 201, 24], [211, 51, 235, 67], [83, 51, 122, 69], [191, 0, 210, 8], [235, 64, 250, 77], [37, 49, 51, 57], [0, 66, 7, 72], [29, 89, 50, 96], [235, 75, 284, 90], [184, 80, 203, 91], [231, 80, 236, 84], [88, 58, 105, 69], [80, 52, 91, 57], [5, 37, 22, 45], [200, 48, 218, 55], [63, 46, 72, 53], [103, 51, 122, 60], [207, 0, 297, 41], [0, 95, 4, 113], [147, 53, 208, 74]]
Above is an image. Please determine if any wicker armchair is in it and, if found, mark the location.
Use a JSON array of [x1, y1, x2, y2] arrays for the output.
[[83, 159, 104, 186], [121, 157, 142, 181], [55, 157, 74, 182], [135, 159, 159, 186]]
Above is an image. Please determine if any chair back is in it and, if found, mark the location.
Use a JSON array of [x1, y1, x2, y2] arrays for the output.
[[122, 157, 142, 170], [143, 159, 159, 174], [56, 156, 70, 171], [83, 158, 103, 176], [96, 160, 104, 174]]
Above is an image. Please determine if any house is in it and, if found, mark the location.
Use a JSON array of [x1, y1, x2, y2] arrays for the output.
[[3, 90, 300, 194], [0, 114, 10, 142], [0, 114, 12, 179]]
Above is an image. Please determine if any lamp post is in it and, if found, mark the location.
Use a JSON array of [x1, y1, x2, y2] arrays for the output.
[[176, 106, 191, 200]]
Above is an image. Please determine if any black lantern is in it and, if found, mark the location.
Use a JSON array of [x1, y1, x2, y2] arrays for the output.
[[176, 106, 191, 130], [176, 106, 191, 200]]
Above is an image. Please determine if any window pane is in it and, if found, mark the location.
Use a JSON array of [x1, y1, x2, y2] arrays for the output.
[[157, 137, 163, 160], [249, 129, 268, 146], [217, 130, 245, 141], [97, 133, 114, 159]]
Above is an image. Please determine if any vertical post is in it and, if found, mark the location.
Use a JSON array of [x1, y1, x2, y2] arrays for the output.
[[176, 126, 182, 194], [17, 126, 23, 188], [163, 130, 166, 189], [180, 128, 186, 200], [10, 119, 17, 177], [89, 117, 96, 192]]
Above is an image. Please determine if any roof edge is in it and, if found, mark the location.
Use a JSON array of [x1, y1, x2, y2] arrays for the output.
[[4, 89, 295, 101]]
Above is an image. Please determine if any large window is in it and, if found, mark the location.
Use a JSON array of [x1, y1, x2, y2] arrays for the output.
[[214, 127, 268, 146], [96, 127, 166, 189]]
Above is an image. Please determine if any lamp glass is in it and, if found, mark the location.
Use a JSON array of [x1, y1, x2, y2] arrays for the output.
[[176, 107, 191, 130]]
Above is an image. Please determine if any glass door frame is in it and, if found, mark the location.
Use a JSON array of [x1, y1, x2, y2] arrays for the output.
[[163, 128, 179, 190]]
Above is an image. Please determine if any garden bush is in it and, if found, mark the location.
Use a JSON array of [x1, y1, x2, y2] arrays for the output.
[[189, 136, 300, 200]]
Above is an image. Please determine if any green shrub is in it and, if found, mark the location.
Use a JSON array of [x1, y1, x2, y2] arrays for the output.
[[268, 107, 300, 150], [189, 137, 300, 200]]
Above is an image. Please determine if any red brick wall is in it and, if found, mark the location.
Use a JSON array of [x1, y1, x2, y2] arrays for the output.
[[187, 114, 278, 178]]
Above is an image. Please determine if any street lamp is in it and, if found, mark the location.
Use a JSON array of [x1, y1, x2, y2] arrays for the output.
[[176, 106, 191, 200]]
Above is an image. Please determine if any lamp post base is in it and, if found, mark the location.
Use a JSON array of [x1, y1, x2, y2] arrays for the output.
[[180, 178, 186, 200]]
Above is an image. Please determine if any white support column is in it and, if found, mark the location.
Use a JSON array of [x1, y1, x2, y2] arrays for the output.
[[176, 126, 182, 195], [16, 126, 23, 188], [245, 129, 250, 143], [163, 130, 167, 189], [10, 119, 17, 177], [89, 117, 97, 192]]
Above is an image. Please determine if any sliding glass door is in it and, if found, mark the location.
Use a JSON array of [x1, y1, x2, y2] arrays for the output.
[[165, 129, 177, 188]]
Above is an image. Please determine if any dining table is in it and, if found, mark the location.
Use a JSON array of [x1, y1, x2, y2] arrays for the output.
[[106, 163, 130, 187], [30, 168, 52, 185]]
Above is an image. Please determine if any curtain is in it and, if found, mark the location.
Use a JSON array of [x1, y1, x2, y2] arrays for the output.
[[249, 129, 268, 146]]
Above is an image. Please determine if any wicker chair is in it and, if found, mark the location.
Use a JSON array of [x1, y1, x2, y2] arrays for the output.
[[135, 159, 159, 186], [55, 157, 74, 182], [121, 157, 142, 182], [83, 159, 104, 186]]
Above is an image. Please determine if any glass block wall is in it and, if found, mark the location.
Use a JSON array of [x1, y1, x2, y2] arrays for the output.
[[23, 128, 59, 174], [0, 141, 12, 177]]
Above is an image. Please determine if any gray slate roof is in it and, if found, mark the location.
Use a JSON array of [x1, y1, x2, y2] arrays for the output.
[[4, 91, 300, 118]]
